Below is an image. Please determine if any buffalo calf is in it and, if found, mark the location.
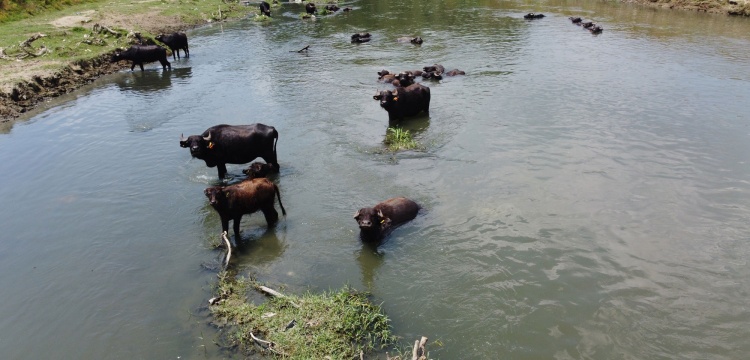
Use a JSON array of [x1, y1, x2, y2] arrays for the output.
[[243, 161, 276, 179], [205, 178, 286, 244], [111, 45, 171, 71], [354, 197, 420, 242]]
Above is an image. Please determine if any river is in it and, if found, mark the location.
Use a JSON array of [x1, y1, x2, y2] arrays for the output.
[[1, 0, 749, 359]]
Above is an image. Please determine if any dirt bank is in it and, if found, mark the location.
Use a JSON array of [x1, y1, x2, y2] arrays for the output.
[[0, 1, 257, 122]]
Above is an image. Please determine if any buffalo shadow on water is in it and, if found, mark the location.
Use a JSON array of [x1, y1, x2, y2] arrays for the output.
[[356, 241, 385, 290], [113, 67, 193, 93]]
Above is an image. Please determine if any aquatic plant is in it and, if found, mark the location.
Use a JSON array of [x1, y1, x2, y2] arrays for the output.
[[385, 126, 420, 151]]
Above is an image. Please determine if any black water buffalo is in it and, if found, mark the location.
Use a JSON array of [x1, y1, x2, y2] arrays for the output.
[[354, 197, 420, 242], [582, 21, 595, 29], [397, 36, 423, 44], [373, 83, 430, 121], [110, 45, 171, 71], [524, 13, 545, 19], [180, 123, 279, 180], [569, 17, 583, 24], [589, 25, 604, 34], [205, 177, 286, 244], [393, 72, 416, 87], [242, 161, 276, 179], [155, 32, 189, 60], [351, 32, 371, 43], [325, 4, 340, 11], [305, 3, 317, 14], [422, 64, 445, 74], [445, 69, 466, 76], [259, 1, 271, 16]]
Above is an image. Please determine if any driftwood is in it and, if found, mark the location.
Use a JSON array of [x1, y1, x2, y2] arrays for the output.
[[258, 285, 300, 308], [291, 45, 310, 53], [221, 231, 232, 269], [20, 33, 46, 48], [249, 331, 288, 356], [412, 336, 428, 360], [0, 48, 7, 60], [92, 23, 120, 37]]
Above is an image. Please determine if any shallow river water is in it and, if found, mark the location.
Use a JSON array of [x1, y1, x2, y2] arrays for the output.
[[1, 0, 750, 359]]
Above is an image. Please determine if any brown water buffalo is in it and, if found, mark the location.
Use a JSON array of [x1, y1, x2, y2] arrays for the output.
[[155, 32, 189, 60], [354, 197, 420, 242], [445, 69, 466, 76], [242, 161, 276, 179], [205, 178, 286, 244], [373, 83, 431, 121], [110, 45, 171, 71], [180, 123, 279, 180]]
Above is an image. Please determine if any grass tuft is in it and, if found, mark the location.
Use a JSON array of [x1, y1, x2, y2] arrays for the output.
[[210, 273, 396, 359], [384, 126, 420, 151]]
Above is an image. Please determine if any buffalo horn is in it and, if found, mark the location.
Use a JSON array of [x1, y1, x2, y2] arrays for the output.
[[353, 210, 360, 219], [203, 132, 212, 141], [180, 133, 186, 141]]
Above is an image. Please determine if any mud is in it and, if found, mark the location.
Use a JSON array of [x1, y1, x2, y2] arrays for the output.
[[0, 54, 126, 121]]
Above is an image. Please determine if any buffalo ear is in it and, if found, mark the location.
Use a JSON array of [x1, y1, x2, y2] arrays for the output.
[[373, 95, 381, 100], [353, 210, 361, 219], [377, 209, 384, 219], [180, 140, 188, 148], [224, 190, 231, 198]]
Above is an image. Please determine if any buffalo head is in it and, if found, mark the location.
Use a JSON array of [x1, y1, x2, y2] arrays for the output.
[[204, 186, 228, 208], [373, 89, 399, 110], [411, 37, 424, 44], [354, 208, 388, 231], [180, 132, 213, 158]]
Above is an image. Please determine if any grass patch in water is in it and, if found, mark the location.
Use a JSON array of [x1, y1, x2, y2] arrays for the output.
[[385, 126, 420, 152], [210, 272, 396, 359]]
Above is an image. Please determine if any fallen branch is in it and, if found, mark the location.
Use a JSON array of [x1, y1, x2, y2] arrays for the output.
[[0, 48, 7, 60], [221, 231, 232, 270], [92, 23, 120, 37], [20, 33, 46, 48], [249, 331, 288, 356], [258, 285, 300, 308], [291, 45, 310, 53], [19, 45, 49, 58], [412, 336, 428, 360]]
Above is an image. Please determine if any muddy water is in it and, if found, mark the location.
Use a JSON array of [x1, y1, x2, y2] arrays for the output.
[[1, 0, 750, 359]]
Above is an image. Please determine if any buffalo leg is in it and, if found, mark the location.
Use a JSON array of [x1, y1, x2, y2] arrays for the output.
[[233, 215, 243, 243], [261, 207, 279, 227], [138, 62, 145, 71], [220, 216, 230, 235], [217, 164, 228, 180]]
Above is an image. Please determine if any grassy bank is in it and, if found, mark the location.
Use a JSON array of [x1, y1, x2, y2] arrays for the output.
[[627, 0, 750, 15], [0, 0, 260, 119]]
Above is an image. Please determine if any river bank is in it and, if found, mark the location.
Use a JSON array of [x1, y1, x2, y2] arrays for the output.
[[0, 0, 748, 121], [0, 0, 260, 120]]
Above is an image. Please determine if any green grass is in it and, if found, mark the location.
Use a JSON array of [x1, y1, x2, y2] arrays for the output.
[[385, 126, 420, 151], [210, 272, 396, 359]]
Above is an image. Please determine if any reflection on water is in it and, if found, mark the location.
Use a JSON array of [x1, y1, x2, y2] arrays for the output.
[[1, 0, 750, 359]]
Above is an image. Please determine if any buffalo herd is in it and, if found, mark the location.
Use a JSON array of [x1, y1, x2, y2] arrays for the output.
[[105, 8, 605, 249]]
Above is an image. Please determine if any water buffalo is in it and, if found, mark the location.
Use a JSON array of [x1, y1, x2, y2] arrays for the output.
[[373, 83, 430, 121], [354, 197, 420, 242], [155, 32, 189, 60], [205, 178, 286, 244], [524, 13, 545, 19], [422, 64, 445, 74], [259, 1, 271, 16], [243, 161, 275, 179], [394, 72, 416, 87], [180, 123, 279, 180], [325, 4, 339, 11], [397, 36, 423, 44], [569, 17, 583, 24], [305, 3, 317, 14], [445, 69, 466, 76], [352, 32, 371, 43], [110, 45, 171, 71], [589, 25, 604, 34], [582, 21, 595, 29]]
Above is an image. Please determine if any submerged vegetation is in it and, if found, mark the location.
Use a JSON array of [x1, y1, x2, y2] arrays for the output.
[[385, 127, 421, 151], [210, 272, 396, 359]]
